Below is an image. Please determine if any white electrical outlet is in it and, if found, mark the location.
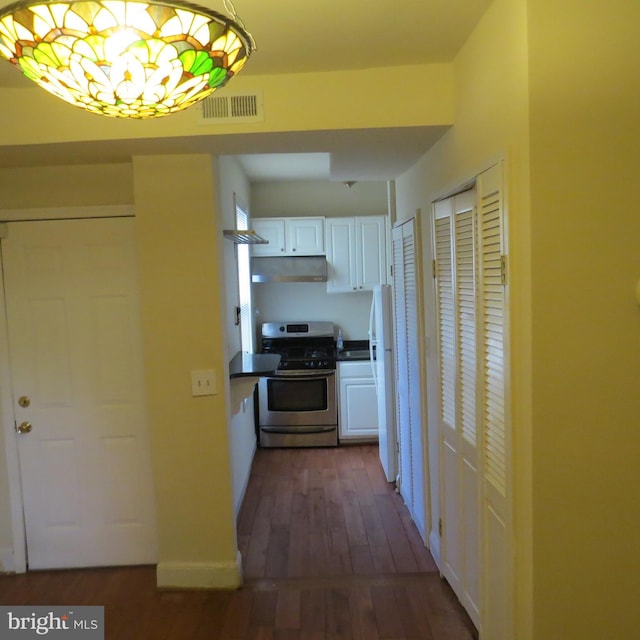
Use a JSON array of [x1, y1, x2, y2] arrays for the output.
[[190, 369, 216, 396]]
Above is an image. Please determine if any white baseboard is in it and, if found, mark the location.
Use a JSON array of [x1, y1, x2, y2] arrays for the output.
[[156, 551, 242, 589], [0, 546, 16, 573], [429, 529, 442, 570], [234, 440, 257, 517]]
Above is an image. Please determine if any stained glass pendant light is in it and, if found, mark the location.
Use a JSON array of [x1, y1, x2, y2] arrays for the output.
[[0, 0, 254, 118]]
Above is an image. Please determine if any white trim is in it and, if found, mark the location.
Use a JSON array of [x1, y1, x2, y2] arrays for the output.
[[0, 546, 16, 573], [233, 437, 256, 517], [156, 552, 243, 589], [0, 254, 26, 574], [0, 205, 134, 222], [428, 530, 442, 570], [432, 152, 507, 205]]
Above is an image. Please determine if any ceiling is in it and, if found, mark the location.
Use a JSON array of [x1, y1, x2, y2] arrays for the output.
[[0, 0, 493, 180], [235, 153, 331, 181]]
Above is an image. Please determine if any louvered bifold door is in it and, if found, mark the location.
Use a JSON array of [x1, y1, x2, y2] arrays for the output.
[[434, 199, 462, 598], [435, 192, 481, 628], [477, 164, 511, 640], [403, 219, 428, 539], [392, 223, 412, 513], [392, 218, 428, 541], [434, 164, 510, 636], [454, 193, 481, 625]]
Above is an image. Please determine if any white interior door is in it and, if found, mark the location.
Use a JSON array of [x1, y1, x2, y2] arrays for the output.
[[2, 218, 157, 570]]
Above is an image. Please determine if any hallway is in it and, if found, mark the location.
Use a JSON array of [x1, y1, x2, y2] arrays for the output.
[[234, 444, 477, 639], [0, 445, 477, 639]]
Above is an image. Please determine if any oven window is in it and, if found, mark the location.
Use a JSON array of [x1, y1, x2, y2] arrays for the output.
[[267, 378, 328, 412]]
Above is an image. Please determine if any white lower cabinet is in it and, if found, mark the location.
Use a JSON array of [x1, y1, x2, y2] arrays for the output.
[[338, 361, 378, 441]]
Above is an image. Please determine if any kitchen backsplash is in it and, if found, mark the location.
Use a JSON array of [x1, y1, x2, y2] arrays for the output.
[[253, 282, 372, 342]]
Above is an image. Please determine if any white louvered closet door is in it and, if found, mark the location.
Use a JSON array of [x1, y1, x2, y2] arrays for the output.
[[392, 224, 411, 510], [433, 162, 510, 637], [476, 165, 511, 640], [435, 190, 481, 627], [392, 217, 428, 541]]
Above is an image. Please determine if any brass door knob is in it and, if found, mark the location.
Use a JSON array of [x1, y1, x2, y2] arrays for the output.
[[16, 421, 32, 434]]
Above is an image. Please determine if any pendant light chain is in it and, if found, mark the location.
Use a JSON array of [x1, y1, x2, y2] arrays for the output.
[[223, 0, 257, 50]]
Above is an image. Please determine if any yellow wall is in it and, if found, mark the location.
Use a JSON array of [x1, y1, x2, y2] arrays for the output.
[[132, 154, 239, 587], [528, 1, 640, 637], [0, 164, 133, 209], [0, 0, 637, 632], [0, 64, 453, 148]]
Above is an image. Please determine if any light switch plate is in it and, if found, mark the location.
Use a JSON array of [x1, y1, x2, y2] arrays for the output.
[[191, 369, 216, 396]]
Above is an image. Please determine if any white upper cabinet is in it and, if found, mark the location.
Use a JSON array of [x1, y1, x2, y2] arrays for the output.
[[251, 218, 286, 255], [325, 218, 357, 292], [325, 216, 388, 293], [286, 217, 325, 254], [355, 216, 388, 290], [252, 217, 325, 256]]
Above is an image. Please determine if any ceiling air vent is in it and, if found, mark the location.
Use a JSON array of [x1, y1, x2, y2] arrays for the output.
[[198, 90, 264, 124]]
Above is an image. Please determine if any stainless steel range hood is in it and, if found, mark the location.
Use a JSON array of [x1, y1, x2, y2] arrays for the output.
[[251, 256, 328, 283]]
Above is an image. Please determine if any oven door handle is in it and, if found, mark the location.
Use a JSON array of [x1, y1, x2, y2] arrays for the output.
[[260, 425, 336, 434], [267, 370, 335, 380]]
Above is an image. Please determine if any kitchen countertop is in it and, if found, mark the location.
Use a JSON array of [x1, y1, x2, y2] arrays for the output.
[[229, 352, 281, 378], [337, 339, 371, 361], [228, 352, 281, 412]]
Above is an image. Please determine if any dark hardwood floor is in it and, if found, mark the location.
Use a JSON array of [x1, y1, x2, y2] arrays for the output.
[[237, 445, 438, 579], [0, 445, 477, 639]]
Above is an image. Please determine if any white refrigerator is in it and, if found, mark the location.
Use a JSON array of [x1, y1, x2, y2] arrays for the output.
[[369, 284, 397, 482]]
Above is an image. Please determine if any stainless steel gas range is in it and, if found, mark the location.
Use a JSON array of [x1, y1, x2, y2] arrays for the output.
[[258, 321, 338, 448]]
